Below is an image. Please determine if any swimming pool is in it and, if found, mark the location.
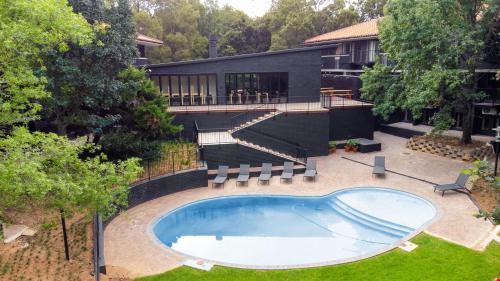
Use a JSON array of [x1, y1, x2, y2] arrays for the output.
[[152, 188, 437, 268]]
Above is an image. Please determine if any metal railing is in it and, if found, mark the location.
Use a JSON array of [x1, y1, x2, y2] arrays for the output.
[[133, 145, 203, 183], [168, 95, 325, 112], [234, 128, 308, 164]]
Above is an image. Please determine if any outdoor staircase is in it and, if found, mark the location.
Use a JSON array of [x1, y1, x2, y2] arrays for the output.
[[234, 138, 306, 165], [228, 111, 282, 134], [197, 109, 306, 166]]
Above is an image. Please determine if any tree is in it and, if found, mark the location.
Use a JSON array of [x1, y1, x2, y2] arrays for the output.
[[99, 67, 182, 161], [362, 0, 499, 143], [0, 0, 93, 125], [42, 0, 138, 138], [355, 0, 386, 20], [0, 127, 142, 259], [0, 0, 142, 259]]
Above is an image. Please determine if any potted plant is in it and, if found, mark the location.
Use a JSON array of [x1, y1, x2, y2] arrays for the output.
[[328, 141, 337, 154], [346, 139, 360, 152]]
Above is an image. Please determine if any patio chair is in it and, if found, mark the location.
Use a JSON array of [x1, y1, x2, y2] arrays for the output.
[[280, 162, 294, 183], [434, 174, 470, 196], [258, 163, 272, 185], [372, 156, 386, 177], [303, 160, 317, 181], [212, 165, 228, 188], [236, 164, 250, 186]]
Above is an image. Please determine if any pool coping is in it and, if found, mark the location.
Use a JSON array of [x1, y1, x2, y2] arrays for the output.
[[146, 186, 443, 270]]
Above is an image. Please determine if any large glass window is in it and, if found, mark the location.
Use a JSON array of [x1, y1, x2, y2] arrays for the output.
[[160, 76, 170, 95], [225, 72, 288, 104], [151, 74, 217, 105]]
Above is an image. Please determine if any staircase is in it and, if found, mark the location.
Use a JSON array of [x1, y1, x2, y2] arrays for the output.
[[196, 109, 307, 166], [229, 111, 282, 134], [235, 139, 306, 165]]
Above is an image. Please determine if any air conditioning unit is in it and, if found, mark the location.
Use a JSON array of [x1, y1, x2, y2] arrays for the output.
[[482, 107, 497, 115]]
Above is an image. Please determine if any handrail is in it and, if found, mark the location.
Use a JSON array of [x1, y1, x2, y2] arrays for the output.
[[233, 128, 308, 164]]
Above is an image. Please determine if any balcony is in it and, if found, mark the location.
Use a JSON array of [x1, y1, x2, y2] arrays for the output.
[[321, 51, 393, 70]]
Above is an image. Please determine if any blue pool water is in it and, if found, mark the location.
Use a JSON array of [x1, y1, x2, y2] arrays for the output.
[[153, 188, 436, 267]]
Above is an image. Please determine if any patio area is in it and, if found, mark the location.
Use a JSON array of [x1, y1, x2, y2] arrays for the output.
[[104, 132, 497, 278]]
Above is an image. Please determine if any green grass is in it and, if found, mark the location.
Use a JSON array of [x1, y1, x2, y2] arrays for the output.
[[135, 234, 500, 281]]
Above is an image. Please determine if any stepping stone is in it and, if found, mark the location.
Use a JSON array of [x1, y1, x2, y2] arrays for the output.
[[183, 259, 214, 271], [22, 228, 37, 237], [398, 241, 418, 252], [3, 224, 28, 243]]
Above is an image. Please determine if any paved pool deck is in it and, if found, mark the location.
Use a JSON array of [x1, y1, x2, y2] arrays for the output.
[[103, 132, 496, 278]]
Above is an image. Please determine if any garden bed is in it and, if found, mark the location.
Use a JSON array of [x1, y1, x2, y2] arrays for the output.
[[135, 142, 199, 182], [470, 178, 500, 213], [406, 135, 492, 161], [0, 207, 94, 281]]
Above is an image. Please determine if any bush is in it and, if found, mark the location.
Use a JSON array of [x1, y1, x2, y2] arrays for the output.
[[346, 139, 360, 147], [492, 205, 500, 225], [99, 132, 163, 161], [328, 141, 337, 149]]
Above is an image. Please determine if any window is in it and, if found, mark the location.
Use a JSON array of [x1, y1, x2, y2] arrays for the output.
[[150, 74, 218, 105], [160, 76, 169, 95], [225, 72, 289, 104]]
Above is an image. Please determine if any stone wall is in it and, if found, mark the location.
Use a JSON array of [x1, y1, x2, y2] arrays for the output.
[[406, 136, 493, 161]]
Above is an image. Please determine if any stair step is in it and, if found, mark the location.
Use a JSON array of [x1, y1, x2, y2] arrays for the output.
[[329, 198, 413, 238]]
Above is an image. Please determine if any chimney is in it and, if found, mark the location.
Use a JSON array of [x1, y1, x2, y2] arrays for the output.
[[209, 35, 218, 58]]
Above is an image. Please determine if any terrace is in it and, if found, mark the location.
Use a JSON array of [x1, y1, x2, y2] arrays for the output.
[[103, 132, 499, 278]]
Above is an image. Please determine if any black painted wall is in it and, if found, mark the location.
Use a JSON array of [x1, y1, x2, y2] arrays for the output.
[[235, 112, 330, 157], [128, 166, 208, 209], [173, 111, 268, 141], [148, 49, 322, 103], [203, 144, 291, 169], [329, 107, 375, 140]]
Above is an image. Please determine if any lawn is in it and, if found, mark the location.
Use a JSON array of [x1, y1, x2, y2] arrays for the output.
[[135, 234, 500, 281]]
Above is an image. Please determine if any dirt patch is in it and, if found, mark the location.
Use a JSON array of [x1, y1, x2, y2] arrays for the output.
[[0, 208, 95, 281], [470, 178, 500, 213]]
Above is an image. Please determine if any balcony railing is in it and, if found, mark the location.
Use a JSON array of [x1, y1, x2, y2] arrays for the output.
[[321, 51, 393, 70]]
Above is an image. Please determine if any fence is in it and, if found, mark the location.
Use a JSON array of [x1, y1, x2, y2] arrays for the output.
[[133, 143, 203, 183]]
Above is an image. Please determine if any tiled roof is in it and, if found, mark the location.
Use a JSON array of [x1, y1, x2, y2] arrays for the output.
[[304, 18, 382, 44], [136, 33, 163, 46]]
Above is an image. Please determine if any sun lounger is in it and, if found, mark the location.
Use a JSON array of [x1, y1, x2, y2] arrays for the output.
[[212, 165, 228, 188], [280, 162, 294, 183], [373, 156, 385, 176], [258, 163, 272, 184], [236, 164, 250, 186], [434, 174, 470, 196], [303, 160, 317, 181]]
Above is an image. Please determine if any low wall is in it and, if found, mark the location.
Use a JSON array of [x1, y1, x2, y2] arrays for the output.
[[203, 144, 290, 169], [406, 136, 493, 161], [128, 164, 208, 209]]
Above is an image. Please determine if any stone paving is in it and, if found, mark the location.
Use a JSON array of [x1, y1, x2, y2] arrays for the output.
[[104, 132, 496, 278]]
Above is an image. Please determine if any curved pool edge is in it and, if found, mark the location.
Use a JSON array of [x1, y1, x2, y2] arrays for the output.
[[146, 186, 442, 270]]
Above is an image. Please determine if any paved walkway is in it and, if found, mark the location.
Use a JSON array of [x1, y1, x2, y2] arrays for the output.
[[104, 132, 495, 278]]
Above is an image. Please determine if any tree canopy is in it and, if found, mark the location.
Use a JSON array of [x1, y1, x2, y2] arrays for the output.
[[361, 0, 499, 143], [132, 0, 385, 62], [0, 0, 142, 225], [0, 0, 93, 125]]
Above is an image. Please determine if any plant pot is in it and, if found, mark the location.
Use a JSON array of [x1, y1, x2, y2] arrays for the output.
[[344, 145, 351, 152], [351, 146, 358, 152], [329, 147, 336, 154]]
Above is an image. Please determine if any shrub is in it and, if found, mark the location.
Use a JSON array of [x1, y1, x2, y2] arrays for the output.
[[492, 205, 500, 225], [462, 160, 496, 184], [99, 132, 163, 161], [328, 141, 337, 149], [346, 139, 360, 147]]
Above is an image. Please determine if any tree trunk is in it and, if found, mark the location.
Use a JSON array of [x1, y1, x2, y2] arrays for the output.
[[461, 103, 473, 144], [60, 209, 70, 261]]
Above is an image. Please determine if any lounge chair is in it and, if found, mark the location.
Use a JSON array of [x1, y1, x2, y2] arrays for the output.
[[280, 162, 294, 183], [212, 165, 228, 188], [303, 160, 317, 181], [236, 164, 250, 186], [434, 174, 470, 196], [372, 156, 385, 176], [258, 163, 272, 185]]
